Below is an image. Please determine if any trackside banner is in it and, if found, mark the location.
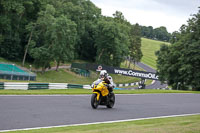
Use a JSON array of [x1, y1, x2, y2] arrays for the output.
[[113, 69, 158, 80], [71, 63, 159, 80]]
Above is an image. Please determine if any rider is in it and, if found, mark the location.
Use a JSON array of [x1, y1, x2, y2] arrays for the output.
[[99, 70, 114, 92]]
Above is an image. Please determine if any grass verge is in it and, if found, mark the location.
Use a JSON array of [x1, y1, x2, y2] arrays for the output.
[[0, 89, 199, 95], [3, 114, 200, 133]]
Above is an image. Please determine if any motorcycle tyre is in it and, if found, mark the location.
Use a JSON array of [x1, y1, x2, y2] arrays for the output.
[[91, 93, 99, 109], [106, 93, 115, 108]]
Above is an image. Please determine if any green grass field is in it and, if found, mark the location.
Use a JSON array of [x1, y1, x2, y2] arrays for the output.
[[0, 89, 199, 95], [3, 114, 200, 133], [141, 38, 170, 69]]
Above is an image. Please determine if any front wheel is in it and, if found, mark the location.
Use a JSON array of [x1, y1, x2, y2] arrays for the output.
[[106, 93, 115, 108], [91, 93, 99, 109]]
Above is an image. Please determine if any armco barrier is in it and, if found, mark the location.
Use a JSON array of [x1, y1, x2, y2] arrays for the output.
[[0, 82, 4, 89], [0, 83, 86, 90], [67, 84, 83, 88], [28, 83, 49, 90], [83, 85, 91, 89], [0, 81, 148, 90], [4, 82, 28, 90], [116, 82, 139, 87], [49, 83, 68, 89]]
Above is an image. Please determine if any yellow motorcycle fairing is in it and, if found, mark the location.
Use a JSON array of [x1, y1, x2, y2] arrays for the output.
[[92, 81, 109, 98], [93, 91, 100, 101]]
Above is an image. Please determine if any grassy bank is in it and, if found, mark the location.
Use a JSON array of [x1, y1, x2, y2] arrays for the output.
[[0, 68, 140, 85], [4, 114, 200, 133], [141, 38, 170, 69], [0, 58, 140, 85], [36, 69, 140, 84]]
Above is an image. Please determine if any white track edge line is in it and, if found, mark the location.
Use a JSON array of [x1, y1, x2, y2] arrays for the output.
[[1, 113, 200, 132]]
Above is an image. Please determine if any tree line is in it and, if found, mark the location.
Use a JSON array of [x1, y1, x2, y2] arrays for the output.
[[156, 8, 200, 91], [141, 26, 171, 42], [0, 0, 143, 72]]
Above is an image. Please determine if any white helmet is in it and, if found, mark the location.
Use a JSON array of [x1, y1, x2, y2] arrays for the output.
[[100, 70, 108, 78]]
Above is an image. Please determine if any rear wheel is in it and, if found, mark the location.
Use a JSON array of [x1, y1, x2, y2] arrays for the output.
[[91, 93, 99, 109], [106, 93, 115, 108]]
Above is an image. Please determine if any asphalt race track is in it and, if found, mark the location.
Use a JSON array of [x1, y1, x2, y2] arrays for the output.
[[0, 94, 200, 131]]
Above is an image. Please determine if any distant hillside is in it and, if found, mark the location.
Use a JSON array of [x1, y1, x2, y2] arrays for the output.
[[141, 38, 170, 69]]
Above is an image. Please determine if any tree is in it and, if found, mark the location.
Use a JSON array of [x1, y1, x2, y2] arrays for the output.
[[141, 26, 154, 39], [27, 4, 78, 73], [1, 0, 146, 72], [154, 26, 171, 41], [113, 11, 126, 23], [0, 0, 25, 59], [95, 17, 129, 67], [129, 23, 143, 68], [156, 8, 200, 91], [140, 26, 171, 41], [155, 44, 183, 89], [54, 0, 101, 61], [48, 15, 77, 71], [170, 31, 181, 44], [28, 4, 56, 73], [0, 0, 43, 60], [31, 47, 53, 73], [76, 0, 101, 61]]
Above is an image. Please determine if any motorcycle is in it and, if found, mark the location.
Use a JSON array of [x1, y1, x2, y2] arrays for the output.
[[91, 79, 115, 109]]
